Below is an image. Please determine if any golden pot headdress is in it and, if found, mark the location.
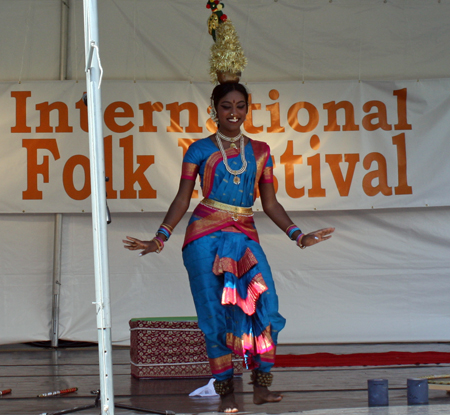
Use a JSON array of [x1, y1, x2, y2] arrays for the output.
[[206, 0, 247, 84]]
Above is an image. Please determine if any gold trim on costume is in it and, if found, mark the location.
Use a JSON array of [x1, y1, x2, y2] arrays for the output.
[[200, 198, 253, 218], [209, 354, 233, 373], [181, 162, 199, 179]]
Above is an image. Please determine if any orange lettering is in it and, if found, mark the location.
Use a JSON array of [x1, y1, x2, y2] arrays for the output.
[[287, 102, 319, 133], [266, 90, 285, 133], [392, 133, 413, 195], [323, 101, 359, 132], [307, 154, 326, 197], [119, 135, 156, 199], [362, 152, 392, 196], [22, 139, 60, 199], [139, 101, 163, 132], [243, 94, 263, 134], [362, 101, 392, 131], [11, 91, 31, 133], [325, 154, 360, 196], [166, 102, 202, 133], [307, 135, 326, 197], [280, 140, 304, 198], [104, 101, 134, 133], [35, 102, 73, 133], [393, 88, 412, 130], [63, 155, 91, 200]]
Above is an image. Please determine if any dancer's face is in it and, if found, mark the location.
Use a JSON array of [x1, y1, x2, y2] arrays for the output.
[[216, 90, 247, 133]]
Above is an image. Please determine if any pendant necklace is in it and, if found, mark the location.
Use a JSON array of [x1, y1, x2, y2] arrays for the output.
[[216, 131, 247, 185], [216, 129, 242, 150]]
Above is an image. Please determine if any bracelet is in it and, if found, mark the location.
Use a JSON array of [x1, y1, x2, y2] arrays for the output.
[[161, 222, 173, 232], [152, 236, 165, 253], [285, 224, 296, 234], [286, 224, 302, 241], [157, 223, 173, 241], [296, 233, 306, 249], [157, 228, 171, 240]]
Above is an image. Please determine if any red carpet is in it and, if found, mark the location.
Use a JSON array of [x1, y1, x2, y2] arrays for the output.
[[274, 351, 450, 367]]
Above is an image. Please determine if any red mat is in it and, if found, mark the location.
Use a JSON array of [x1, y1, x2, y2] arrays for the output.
[[274, 352, 450, 367]]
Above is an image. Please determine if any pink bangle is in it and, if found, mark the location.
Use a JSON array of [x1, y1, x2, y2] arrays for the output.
[[296, 233, 306, 249], [152, 236, 165, 253]]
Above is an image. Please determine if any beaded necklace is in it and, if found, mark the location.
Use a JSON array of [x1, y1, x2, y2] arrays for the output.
[[215, 131, 247, 185], [216, 129, 242, 149]]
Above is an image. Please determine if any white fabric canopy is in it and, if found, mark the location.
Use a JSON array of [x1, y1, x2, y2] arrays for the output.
[[3, 0, 450, 83], [1, 0, 450, 345], [2, 206, 450, 345]]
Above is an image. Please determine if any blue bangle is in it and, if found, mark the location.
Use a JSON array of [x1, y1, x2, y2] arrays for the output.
[[157, 227, 171, 240], [288, 226, 301, 240]]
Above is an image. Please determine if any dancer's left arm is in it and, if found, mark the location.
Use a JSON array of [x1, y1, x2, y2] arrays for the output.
[[259, 182, 335, 247]]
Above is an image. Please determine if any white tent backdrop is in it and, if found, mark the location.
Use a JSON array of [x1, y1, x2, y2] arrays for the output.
[[1, 0, 450, 346], [2, 207, 450, 346]]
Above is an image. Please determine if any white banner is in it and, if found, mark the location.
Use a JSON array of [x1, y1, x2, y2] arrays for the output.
[[1, 79, 449, 213]]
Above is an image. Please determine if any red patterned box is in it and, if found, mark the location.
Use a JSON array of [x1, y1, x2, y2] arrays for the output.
[[130, 317, 243, 379]]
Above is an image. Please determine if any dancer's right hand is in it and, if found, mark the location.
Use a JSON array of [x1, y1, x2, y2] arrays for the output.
[[123, 236, 159, 256]]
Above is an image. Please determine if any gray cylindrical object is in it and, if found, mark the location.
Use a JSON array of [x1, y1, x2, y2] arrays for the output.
[[407, 378, 429, 405], [368, 379, 389, 406]]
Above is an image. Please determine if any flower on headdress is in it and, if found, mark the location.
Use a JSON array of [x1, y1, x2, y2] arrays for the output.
[[206, 0, 227, 37]]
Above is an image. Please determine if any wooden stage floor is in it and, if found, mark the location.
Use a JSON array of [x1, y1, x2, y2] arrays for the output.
[[1, 343, 450, 415]]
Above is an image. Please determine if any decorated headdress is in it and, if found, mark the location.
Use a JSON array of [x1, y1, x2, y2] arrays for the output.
[[206, 0, 247, 84]]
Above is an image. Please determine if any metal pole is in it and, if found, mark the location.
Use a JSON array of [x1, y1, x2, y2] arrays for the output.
[[60, 0, 70, 80], [51, 0, 70, 348], [82, 1, 115, 414], [51, 213, 63, 348]]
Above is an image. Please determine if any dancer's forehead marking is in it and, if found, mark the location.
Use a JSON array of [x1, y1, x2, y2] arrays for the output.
[[222, 99, 245, 104]]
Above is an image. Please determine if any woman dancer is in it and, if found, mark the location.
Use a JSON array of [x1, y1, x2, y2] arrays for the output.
[[124, 82, 334, 413]]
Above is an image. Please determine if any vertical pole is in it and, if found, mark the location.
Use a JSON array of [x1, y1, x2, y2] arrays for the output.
[[82, 1, 115, 414], [60, 0, 70, 80], [51, 213, 63, 348], [51, 0, 70, 349]]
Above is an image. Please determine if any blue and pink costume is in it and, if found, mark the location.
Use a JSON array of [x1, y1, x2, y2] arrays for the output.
[[181, 137, 286, 381]]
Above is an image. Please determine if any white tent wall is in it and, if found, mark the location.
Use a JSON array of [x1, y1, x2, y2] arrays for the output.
[[4, 0, 450, 83], [1, 0, 450, 346], [58, 207, 450, 345], [2, 207, 450, 345]]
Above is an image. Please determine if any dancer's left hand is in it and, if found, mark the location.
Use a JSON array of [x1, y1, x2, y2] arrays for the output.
[[300, 227, 335, 248]]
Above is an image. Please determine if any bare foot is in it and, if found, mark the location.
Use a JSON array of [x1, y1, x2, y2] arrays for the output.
[[219, 392, 239, 412], [253, 385, 283, 405]]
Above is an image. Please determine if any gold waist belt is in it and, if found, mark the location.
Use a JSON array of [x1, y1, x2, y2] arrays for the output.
[[200, 198, 254, 220]]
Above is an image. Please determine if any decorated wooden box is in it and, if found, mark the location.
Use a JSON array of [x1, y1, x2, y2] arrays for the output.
[[130, 317, 243, 379]]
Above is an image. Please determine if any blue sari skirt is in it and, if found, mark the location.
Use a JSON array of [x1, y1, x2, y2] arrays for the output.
[[182, 229, 286, 381]]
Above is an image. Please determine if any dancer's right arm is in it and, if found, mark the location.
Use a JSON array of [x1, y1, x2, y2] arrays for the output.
[[123, 178, 196, 256]]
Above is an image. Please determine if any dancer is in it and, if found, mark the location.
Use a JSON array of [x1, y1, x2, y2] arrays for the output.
[[124, 81, 334, 412], [125, 4, 334, 412]]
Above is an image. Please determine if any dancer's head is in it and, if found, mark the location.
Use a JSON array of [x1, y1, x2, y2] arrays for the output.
[[211, 82, 249, 113]]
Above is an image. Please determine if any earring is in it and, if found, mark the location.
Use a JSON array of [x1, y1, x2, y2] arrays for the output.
[[210, 107, 218, 124], [209, 97, 218, 124]]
